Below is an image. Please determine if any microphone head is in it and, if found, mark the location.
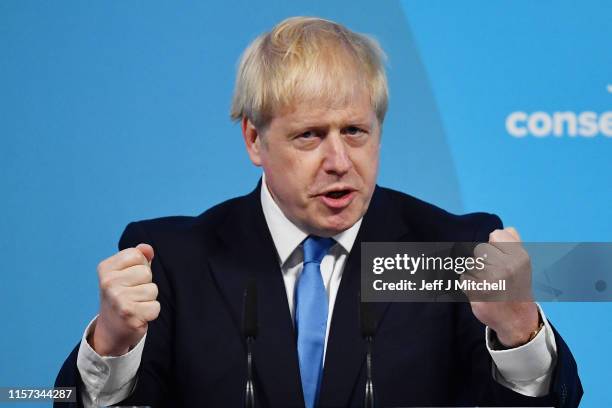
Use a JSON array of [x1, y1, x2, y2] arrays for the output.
[[242, 278, 258, 339], [359, 295, 377, 339]]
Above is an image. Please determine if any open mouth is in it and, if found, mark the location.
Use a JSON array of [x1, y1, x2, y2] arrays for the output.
[[319, 189, 356, 209], [325, 190, 351, 199]]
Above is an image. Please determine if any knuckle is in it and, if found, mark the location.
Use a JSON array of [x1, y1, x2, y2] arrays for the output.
[[107, 285, 123, 301], [97, 259, 110, 276], [116, 302, 133, 320], [99, 277, 114, 292]]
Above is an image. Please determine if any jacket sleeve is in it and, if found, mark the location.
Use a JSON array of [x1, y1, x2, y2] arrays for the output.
[[54, 343, 85, 408], [452, 213, 582, 407], [55, 221, 176, 407]]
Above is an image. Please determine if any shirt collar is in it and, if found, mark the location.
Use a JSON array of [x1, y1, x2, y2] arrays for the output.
[[260, 173, 363, 266]]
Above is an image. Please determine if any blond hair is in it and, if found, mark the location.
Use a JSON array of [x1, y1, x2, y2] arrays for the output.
[[230, 16, 388, 129]]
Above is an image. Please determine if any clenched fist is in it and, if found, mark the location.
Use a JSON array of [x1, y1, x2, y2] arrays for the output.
[[89, 243, 160, 356], [462, 227, 540, 348]]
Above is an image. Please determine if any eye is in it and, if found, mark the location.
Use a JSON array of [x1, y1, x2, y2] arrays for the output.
[[291, 129, 323, 150], [298, 130, 316, 139], [344, 126, 366, 137]]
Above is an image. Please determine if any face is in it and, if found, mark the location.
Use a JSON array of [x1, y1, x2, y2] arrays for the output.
[[242, 92, 381, 237]]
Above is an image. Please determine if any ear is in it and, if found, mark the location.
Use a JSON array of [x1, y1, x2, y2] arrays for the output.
[[241, 117, 263, 167]]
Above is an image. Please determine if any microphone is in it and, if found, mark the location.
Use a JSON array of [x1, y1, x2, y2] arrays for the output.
[[242, 278, 258, 408], [359, 294, 377, 408]]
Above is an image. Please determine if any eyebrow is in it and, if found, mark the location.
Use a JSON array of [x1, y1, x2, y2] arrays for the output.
[[287, 118, 374, 133]]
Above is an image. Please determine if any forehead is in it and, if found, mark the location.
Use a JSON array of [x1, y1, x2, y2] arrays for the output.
[[269, 90, 377, 132]]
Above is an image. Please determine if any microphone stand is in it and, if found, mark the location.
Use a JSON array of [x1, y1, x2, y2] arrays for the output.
[[242, 278, 258, 408], [360, 295, 377, 408], [364, 334, 375, 408], [245, 336, 255, 408]]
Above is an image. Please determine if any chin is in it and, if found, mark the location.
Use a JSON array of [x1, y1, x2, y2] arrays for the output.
[[300, 203, 365, 236], [318, 215, 359, 236]]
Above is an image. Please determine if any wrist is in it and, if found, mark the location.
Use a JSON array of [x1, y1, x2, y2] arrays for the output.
[[494, 304, 542, 348], [89, 317, 132, 357]]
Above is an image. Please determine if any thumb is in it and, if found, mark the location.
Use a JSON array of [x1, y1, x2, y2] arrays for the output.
[[135, 243, 155, 264]]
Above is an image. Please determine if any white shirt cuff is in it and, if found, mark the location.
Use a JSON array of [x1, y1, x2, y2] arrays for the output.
[[76, 315, 145, 406], [486, 303, 557, 397]]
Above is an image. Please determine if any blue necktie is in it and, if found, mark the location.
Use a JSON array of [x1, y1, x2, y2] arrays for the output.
[[295, 235, 335, 408]]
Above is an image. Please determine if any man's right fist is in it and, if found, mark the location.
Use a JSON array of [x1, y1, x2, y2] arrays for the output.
[[89, 243, 161, 356]]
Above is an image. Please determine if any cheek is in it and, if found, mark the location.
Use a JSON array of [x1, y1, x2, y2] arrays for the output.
[[266, 146, 302, 174], [354, 147, 380, 178], [262, 146, 294, 179], [264, 154, 312, 202], [284, 153, 322, 182]]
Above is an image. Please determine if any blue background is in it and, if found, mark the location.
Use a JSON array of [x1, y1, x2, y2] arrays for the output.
[[1, 1, 610, 406]]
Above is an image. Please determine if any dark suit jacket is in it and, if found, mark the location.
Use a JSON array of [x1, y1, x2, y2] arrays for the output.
[[56, 182, 582, 407]]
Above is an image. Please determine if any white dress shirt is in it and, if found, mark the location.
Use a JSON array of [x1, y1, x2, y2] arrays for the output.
[[76, 175, 557, 406]]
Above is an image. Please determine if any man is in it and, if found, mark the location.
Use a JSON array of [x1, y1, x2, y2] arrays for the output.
[[56, 17, 582, 407]]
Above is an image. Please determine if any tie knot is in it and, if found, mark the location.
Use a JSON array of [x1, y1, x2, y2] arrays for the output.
[[302, 235, 335, 264]]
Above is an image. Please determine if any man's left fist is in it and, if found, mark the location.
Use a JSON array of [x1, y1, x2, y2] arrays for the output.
[[461, 227, 540, 348]]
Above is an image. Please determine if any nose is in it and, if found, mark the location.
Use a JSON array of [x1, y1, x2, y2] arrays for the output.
[[322, 132, 352, 176]]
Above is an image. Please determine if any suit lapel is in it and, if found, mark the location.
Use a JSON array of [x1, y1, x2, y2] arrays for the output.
[[208, 181, 304, 407], [207, 182, 415, 407], [318, 186, 414, 407]]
